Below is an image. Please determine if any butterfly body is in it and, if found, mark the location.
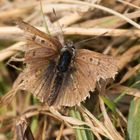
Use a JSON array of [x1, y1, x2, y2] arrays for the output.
[[6, 19, 118, 107], [57, 46, 75, 73], [47, 45, 75, 105]]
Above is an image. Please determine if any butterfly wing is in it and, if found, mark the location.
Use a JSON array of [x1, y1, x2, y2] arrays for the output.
[[76, 49, 118, 80], [53, 49, 118, 107], [16, 19, 62, 72], [22, 60, 56, 102], [16, 19, 62, 52], [53, 66, 96, 106], [1, 20, 63, 105]]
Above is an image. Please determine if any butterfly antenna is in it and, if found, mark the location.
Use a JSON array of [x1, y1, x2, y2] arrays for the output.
[[75, 31, 108, 46], [53, 8, 65, 44], [39, 0, 51, 35], [53, 8, 64, 35]]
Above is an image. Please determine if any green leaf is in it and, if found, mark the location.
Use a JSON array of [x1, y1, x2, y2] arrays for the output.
[[127, 71, 140, 140], [69, 107, 94, 140], [100, 96, 116, 113], [31, 116, 38, 133], [127, 98, 140, 140]]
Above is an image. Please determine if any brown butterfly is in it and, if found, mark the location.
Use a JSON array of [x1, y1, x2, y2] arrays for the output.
[[2, 19, 118, 107]]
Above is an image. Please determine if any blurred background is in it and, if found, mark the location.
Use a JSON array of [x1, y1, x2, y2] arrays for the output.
[[0, 0, 140, 140]]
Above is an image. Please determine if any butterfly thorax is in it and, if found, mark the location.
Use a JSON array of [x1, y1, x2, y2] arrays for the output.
[[57, 46, 75, 73]]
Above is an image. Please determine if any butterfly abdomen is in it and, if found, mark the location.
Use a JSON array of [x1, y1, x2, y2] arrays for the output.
[[47, 72, 63, 106], [57, 49, 73, 73]]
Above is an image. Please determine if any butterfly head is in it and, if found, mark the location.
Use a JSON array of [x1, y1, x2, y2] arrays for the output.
[[61, 40, 75, 57]]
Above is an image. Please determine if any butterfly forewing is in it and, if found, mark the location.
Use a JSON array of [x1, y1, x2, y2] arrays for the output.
[[16, 19, 62, 52], [75, 49, 118, 80], [24, 43, 58, 71], [16, 20, 61, 100], [1, 20, 61, 105]]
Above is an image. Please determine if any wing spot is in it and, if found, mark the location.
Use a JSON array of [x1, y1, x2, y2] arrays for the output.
[[90, 58, 93, 62], [82, 56, 85, 59], [32, 51, 36, 56], [73, 88, 77, 91], [32, 35, 36, 40], [41, 39, 45, 44]]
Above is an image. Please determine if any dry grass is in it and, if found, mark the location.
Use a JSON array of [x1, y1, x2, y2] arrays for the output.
[[0, 0, 140, 140]]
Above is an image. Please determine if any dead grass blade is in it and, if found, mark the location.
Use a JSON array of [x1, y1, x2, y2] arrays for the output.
[[110, 85, 140, 97], [120, 63, 140, 83], [99, 97, 124, 140], [0, 89, 18, 106], [56, 122, 65, 140], [0, 41, 25, 62], [116, 0, 140, 10], [54, 0, 140, 29], [72, 10, 140, 28], [117, 45, 140, 70], [79, 106, 115, 140]]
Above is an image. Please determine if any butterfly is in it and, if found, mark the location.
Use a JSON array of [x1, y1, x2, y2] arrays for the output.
[[1, 19, 118, 107]]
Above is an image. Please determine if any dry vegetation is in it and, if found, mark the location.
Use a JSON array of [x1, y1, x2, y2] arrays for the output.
[[0, 0, 140, 140]]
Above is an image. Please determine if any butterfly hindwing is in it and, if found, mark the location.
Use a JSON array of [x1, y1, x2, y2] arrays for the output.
[[21, 61, 57, 102], [52, 62, 95, 106]]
